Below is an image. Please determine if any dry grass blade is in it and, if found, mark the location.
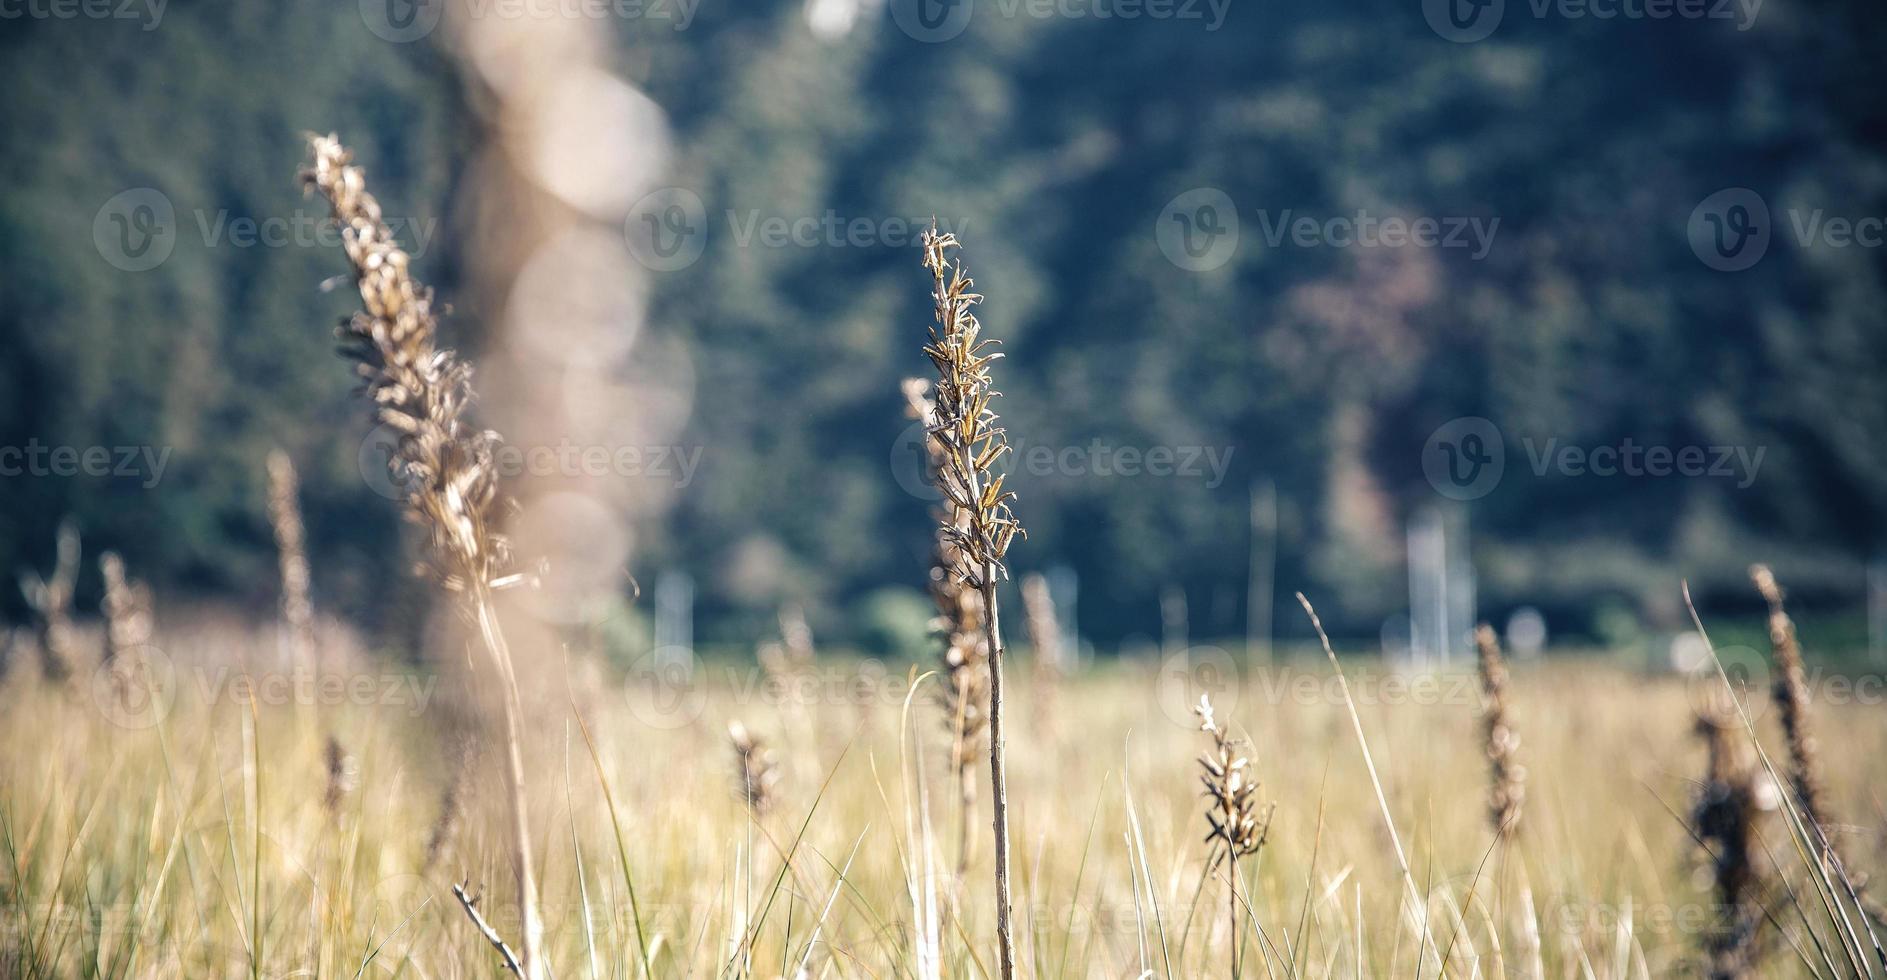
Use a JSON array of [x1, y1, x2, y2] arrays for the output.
[[1295, 592, 1435, 964]]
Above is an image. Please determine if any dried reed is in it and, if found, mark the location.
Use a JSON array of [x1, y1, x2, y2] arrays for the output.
[[267, 450, 319, 677], [1748, 566, 1824, 828], [18, 519, 80, 682], [303, 135, 546, 978], [903, 376, 992, 875], [425, 733, 479, 871], [918, 227, 1024, 979], [759, 602, 816, 688], [98, 551, 153, 670], [727, 720, 779, 815], [1693, 709, 1769, 980], [1021, 572, 1062, 731], [323, 734, 356, 817], [1193, 693, 1273, 978], [1473, 624, 1525, 841]]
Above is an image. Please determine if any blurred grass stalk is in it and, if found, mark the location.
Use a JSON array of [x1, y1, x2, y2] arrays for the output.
[[302, 135, 546, 978]]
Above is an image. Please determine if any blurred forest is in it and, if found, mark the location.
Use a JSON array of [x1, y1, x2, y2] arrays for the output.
[[1, 0, 1884, 650]]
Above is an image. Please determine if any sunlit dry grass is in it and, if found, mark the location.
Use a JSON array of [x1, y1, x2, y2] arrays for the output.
[[3, 630, 1881, 978]]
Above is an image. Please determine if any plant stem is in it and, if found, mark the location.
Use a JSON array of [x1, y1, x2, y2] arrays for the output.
[[1227, 854, 1239, 980], [474, 589, 545, 980], [982, 572, 1016, 980]]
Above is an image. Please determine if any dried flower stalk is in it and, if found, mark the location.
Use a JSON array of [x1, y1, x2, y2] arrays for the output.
[[18, 519, 81, 683], [1693, 711, 1769, 980], [268, 450, 319, 676], [728, 720, 779, 815], [759, 602, 816, 689], [1748, 566, 1824, 828], [904, 376, 992, 875], [1021, 572, 1062, 731], [918, 227, 1024, 979], [302, 134, 545, 979], [1194, 693, 1273, 979], [323, 735, 357, 817], [1474, 624, 1526, 841], [425, 733, 478, 871], [99, 551, 153, 670]]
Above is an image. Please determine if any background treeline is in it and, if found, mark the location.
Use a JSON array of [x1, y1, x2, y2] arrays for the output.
[[1, 0, 1884, 651]]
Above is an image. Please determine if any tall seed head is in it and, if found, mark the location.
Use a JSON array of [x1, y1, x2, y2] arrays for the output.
[[1193, 694, 1273, 868], [1474, 624, 1526, 840], [919, 228, 1022, 590], [302, 135, 519, 604]]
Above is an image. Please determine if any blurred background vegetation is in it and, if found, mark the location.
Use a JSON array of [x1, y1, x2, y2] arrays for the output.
[[1, 0, 1883, 654]]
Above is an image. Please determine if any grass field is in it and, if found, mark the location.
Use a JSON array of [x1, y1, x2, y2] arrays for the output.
[[3, 620, 1881, 979]]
